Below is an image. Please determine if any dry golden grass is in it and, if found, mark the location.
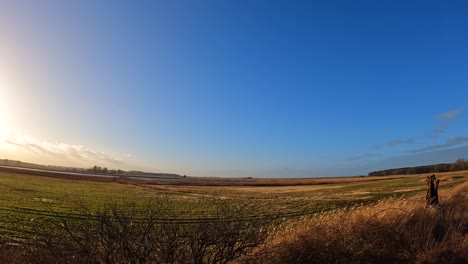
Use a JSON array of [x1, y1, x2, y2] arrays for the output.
[[0, 171, 466, 263], [244, 181, 468, 264]]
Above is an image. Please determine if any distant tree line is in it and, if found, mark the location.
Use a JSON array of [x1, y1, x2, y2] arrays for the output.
[[89, 165, 124, 175], [0, 158, 182, 178], [368, 158, 468, 176], [0, 159, 126, 175]]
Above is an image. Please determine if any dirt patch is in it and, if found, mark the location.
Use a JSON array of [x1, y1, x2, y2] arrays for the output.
[[393, 187, 422, 193], [350, 191, 371, 195]]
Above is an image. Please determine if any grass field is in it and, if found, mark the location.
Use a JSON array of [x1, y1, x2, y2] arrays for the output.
[[249, 180, 468, 264], [0, 169, 466, 241], [0, 170, 466, 263]]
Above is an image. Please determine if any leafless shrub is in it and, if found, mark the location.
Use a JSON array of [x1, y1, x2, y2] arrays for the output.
[[25, 199, 270, 264]]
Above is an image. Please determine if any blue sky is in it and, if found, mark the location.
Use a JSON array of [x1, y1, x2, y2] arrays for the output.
[[0, 0, 467, 177]]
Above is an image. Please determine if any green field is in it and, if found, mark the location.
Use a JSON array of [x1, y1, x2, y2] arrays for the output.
[[0, 170, 466, 241]]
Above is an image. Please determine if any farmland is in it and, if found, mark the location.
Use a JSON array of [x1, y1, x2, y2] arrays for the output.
[[0, 168, 466, 243], [0, 168, 466, 263]]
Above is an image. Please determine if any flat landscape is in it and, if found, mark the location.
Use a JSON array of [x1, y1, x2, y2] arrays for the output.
[[0, 168, 466, 263], [0, 168, 466, 241], [2, 2, 468, 262]]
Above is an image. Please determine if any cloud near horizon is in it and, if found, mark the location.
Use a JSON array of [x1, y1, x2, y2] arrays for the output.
[[432, 107, 465, 138], [432, 124, 449, 138], [436, 108, 464, 121], [409, 136, 468, 154], [3, 132, 124, 166], [345, 152, 382, 161], [375, 108, 465, 149], [374, 138, 415, 149]]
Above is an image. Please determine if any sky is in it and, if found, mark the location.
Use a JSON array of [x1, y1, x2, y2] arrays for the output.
[[0, 0, 467, 177]]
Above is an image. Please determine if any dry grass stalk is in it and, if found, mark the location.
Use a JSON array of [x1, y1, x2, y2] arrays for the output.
[[248, 181, 468, 264]]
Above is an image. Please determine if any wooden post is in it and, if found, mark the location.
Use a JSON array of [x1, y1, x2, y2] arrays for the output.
[[425, 174, 440, 208]]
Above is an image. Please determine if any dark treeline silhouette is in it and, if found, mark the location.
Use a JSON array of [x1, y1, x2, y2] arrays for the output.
[[368, 158, 468, 176], [0, 158, 126, 175], [0, 158, 180, 178], [0, 159, 56, 170]]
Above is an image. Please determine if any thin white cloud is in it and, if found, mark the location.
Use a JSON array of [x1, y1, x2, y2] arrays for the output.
[[4, 132, 123, 165], [432, 124, 449, 138], [386, 138, 415, 146], [373, 137, 415, 149], [436, 108, 464, 121], [409, 136, 468, 154], [431, 107, 465, 139], [345, 152, 382, 161]]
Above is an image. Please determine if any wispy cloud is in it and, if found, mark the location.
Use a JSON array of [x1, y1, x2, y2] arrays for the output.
[[431, 107, 464, 138], [409, 136, 468, 154], [432, 124, 449, 138], [386, 138, 415, 146], [373, 138, 415, 149], [345, 152, 382, 161], [436, 108, 464, 121], [4, 132, 123, 165]]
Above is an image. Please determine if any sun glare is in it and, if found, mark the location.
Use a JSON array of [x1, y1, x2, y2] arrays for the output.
[[0, 117, 6, 138]]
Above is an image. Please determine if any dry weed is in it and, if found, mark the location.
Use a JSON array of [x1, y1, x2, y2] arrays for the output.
[[248, 182, 468, 264]]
